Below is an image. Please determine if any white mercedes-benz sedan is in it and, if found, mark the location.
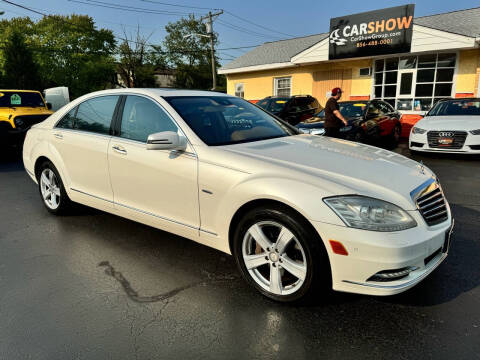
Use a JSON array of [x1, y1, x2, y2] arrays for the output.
[[23, 89, 454, 302], [410, 98, 480, 154]]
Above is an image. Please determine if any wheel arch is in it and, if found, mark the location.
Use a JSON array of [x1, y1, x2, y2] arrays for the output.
[[228, 198, 324, 256], [34, 155, 52, 180]]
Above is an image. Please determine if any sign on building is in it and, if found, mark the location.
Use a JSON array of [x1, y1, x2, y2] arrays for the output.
[[329, 5, 415, 60]]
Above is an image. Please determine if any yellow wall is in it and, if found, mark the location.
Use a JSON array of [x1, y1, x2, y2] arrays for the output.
[[226, 49, 480, 100], [226, 59, 373, 101], [456, 49, 480, 95]]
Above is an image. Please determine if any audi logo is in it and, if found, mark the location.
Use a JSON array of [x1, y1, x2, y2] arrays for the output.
[[439, 132, 454, 137]]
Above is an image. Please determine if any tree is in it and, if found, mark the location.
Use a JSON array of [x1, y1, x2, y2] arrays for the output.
[[33, 15, 117, 98], [160, 15, 225, 91], [116, 28, 163, 88], [2, 30, 40, 89]]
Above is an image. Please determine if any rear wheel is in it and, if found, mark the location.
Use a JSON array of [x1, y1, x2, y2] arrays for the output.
[[233, 205, 330, 302], [38, 161, 72, 215]]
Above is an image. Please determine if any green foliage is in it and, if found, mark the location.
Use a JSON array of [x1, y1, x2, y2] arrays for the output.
[[0, 15, 116, 98], [2, 30, 40, 90], [162, 15, 225, 91]]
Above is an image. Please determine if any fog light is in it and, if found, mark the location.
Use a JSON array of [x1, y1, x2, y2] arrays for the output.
[[367, 266, 418, 282]]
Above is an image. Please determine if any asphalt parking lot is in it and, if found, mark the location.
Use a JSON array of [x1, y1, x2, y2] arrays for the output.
[[0, 143, 479, 360]]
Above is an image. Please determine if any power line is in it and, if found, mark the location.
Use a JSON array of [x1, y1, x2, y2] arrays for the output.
[[67, 0, 196, 16], [139, 0, 220, 11], [223, 10, 294, 38], [216, 19, 283, 40]]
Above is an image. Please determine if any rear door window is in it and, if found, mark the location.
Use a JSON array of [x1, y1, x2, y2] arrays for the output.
[[119, 95, 178, 143], [74, 96, 120, 135]]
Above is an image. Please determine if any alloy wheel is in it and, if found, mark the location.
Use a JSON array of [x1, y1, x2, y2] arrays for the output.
[[40, 168, 61, 210], [242, 221, 307, 296]]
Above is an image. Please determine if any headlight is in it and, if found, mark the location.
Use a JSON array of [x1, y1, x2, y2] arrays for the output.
[[470, 129, 480, 135], [412, 127, 426, 134], [310, 128, 325, 135], [323, 196, 417, 232], [14, 118, 24, 128], [298, 128, 325, 135]]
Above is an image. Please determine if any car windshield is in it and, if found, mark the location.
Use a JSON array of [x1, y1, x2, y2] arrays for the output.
[[0, 91, 45, 108], [165, 96, 297, 146], [427, 99, 480, 116], [315, 102, 367, 119], [267, 98, 289, 113]]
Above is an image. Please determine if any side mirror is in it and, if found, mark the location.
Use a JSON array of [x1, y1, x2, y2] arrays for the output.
[[46, 102, 52, 110], [146, 131, 187, 151]]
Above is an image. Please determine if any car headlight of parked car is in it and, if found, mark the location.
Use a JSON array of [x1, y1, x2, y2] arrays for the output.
[[14, 118, 24, 128], [470, 129, 480, 135], [298, 128, 325, 135], [323, 196, 417, 232], [412, 127, 427, 134]]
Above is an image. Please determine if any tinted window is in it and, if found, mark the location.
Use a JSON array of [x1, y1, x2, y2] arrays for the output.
[[165, 96, 296, 146], [428, 99, 480, 116], [267, 98, 289, 113], [74, 96, 119, 135], [367, 102, 383, 116], [56, 107, 77, 129], [120, 96, 177, 142], [256, 99, 270, 110], [0, 91, 45, 108]]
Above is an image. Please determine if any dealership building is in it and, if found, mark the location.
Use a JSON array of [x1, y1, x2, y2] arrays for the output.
[[219, 6, 480, 119]]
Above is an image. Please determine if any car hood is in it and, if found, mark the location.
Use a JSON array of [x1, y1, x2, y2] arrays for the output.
[[418, 116, 480, 130], [225, 135, 434, 210]]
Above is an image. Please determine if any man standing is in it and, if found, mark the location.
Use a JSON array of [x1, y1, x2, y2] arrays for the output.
[[324, 87, 348, 138]]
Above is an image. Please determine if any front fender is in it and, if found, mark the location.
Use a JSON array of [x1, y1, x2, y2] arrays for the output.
[[214, 175, 347, 244]]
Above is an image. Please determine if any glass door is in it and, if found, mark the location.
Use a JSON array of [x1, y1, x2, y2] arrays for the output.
[[396, 69, 416, 111]]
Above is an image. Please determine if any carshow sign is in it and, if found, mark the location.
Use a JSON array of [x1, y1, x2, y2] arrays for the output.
[[329, 5, 415, 60]]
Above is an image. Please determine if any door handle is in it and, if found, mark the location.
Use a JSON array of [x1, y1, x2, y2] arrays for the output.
[[53, 133, 63, 139], [112, 145, 127, 155]]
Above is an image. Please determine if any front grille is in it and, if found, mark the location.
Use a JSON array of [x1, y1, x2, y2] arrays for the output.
[[427, 130, 467, 149], [13, 114, 50, 130], [416, 187, 448, 226]]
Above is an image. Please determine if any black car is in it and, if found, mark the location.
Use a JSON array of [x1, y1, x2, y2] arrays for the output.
[[256, 95, 321, 125], [296, 100, 402, 145]]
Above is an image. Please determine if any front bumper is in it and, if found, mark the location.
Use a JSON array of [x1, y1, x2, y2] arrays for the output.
[[311, 209, 453, 296], [409, 132, 480, 153]]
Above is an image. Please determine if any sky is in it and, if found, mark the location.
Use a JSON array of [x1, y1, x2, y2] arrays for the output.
[[1, 0, 479, 64]]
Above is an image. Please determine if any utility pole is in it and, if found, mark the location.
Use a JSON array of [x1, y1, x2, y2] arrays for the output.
[[201, 10, 223, 90]]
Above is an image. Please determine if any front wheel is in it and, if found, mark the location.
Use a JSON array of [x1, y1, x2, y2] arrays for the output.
[[233, 205, 330, 302]]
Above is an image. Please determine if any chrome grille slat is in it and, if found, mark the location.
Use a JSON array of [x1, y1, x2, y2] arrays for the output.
[[419, 197, 444, 210], [415, 184, 448, 226], [425, 209, 447, 220], [423, 204, 446, 215], [417, 191, 442, 205]]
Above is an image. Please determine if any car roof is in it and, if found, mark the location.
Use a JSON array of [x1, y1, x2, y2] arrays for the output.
[[73, 88, 231, 99], [0, 89, 42, 93]]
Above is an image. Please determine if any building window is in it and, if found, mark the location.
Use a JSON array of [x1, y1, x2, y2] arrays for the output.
[[235, 83, 244, 98], [373, 53, 456, 112], [274, 77, 291, 97]]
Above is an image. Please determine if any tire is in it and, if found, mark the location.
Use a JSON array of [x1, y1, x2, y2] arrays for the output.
[[37, 160, 73, 215], [389, 124, 401, 148], [232, 204, 331, 302], [354, 130, 366, 143]]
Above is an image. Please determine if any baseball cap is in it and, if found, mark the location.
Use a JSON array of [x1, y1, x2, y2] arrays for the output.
[[331, 87, 342, 96]]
